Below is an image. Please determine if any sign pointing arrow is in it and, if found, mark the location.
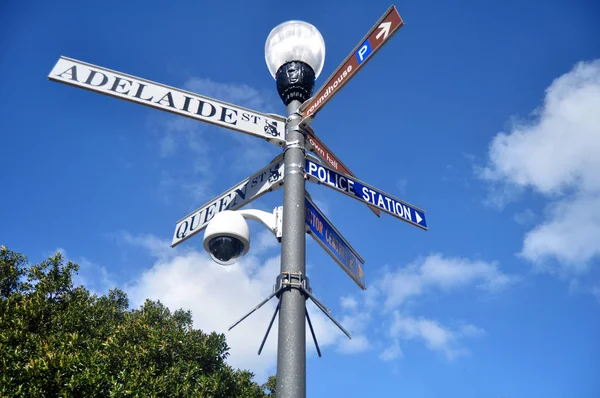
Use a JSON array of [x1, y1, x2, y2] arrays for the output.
[[415, 212, 423, 225], [376, 21, 391, 40], [300, 5, 404, 124], [305, 158, 427, 230]]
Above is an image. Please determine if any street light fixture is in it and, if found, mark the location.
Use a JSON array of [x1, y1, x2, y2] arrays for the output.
[[265, 20, 325, 105]]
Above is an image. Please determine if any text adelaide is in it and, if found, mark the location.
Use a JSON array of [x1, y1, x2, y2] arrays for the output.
[[49, 57, 285, 142]]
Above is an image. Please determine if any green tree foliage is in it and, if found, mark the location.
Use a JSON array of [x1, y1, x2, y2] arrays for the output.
[[0, 246, 275, 397]]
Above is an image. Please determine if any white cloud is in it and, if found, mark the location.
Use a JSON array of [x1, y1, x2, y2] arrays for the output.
[[121, 233, 349, 381], [184, 78, 277, 114], [340, 295, 358, 311], [119, 232, 174, 261], [335, 309, 372, 355], [389, 313, 483, 360], [148, 76, 282, 207], [379, 339, 402, 361], [76, 258, 114, 295], [379, 253, 516, 309], [335, 254, 510, 362], [513, 208, 536, 226], [183, 77, 281, 173], [460, 324, 486, 337], [52, 248, 114, 296], [305, 301, 350, 352], [151, 115, 217, 206], [336, 334, 371, 354], [592, 285, 600, 303], [397, 178, 408, 195], [118, 232, 508, 370], [312, 198, 331, 218], [519, 194, 600, 274], [251, 229, 280, 256], [307, 294, 371, 356], [157, 169, 215, 207], [158, 133, 176, 157], [480, 59, 600, 195], [479, 58, 600, 279], [125, 248, 281, 380], [155, 111, 211, 161]]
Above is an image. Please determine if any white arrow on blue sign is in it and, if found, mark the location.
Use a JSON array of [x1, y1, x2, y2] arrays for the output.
[[305, 194, 366, 290], [305, 158, 427, 230]]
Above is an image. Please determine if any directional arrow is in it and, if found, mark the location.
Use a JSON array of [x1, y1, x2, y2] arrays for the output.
[[305, 158, 428, 230], [299, 5, 404, 124], [376, 22, 391, 40]]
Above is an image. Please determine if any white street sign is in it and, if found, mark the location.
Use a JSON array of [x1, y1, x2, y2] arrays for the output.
[[171, 155, 285, 247], [48, 56, 286, 146]]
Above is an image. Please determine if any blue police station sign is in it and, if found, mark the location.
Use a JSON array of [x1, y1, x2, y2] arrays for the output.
[[305, 195, 366, 290], [305, 158, 428, 230]]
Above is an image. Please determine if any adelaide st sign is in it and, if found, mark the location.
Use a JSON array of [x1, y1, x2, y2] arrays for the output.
[[48, 57, 286, 146]]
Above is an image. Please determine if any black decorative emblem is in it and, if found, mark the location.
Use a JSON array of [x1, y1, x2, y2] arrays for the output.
[[269, 163, 282, 183], [264, 120, 280, 137]]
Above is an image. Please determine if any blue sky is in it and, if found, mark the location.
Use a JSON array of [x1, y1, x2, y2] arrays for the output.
[[1, 0, 599, 396]]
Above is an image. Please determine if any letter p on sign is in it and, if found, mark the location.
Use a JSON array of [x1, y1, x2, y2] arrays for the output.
[[355, 40, 373, 64]]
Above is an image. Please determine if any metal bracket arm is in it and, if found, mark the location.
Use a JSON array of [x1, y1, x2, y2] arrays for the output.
[[227, 272, 351, 358], [278, 272, 352, 340], [238, 207, 283, 239]]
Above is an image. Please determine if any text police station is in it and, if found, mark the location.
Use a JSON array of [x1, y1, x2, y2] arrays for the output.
[[305, 159, 426, 228]]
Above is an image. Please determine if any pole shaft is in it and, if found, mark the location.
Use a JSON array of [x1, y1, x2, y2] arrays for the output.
[[276, 99, 306, 398]]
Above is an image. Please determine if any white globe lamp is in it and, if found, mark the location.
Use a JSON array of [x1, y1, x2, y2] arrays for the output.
[[265, 20, 326, 105]]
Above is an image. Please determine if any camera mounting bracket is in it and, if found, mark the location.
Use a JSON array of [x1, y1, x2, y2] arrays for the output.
[[238, 207, 283, 240]]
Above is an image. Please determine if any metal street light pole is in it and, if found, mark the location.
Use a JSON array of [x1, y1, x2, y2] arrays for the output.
[[265, 21, 325, 398], [277, 98, 307, 397], [49, 7, 412, 398]]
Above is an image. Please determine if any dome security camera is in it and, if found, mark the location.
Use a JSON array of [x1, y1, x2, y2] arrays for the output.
[[203, 211, 250, 265]]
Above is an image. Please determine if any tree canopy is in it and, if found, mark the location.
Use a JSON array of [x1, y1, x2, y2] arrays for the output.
[[0, 246, 275, 397]]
